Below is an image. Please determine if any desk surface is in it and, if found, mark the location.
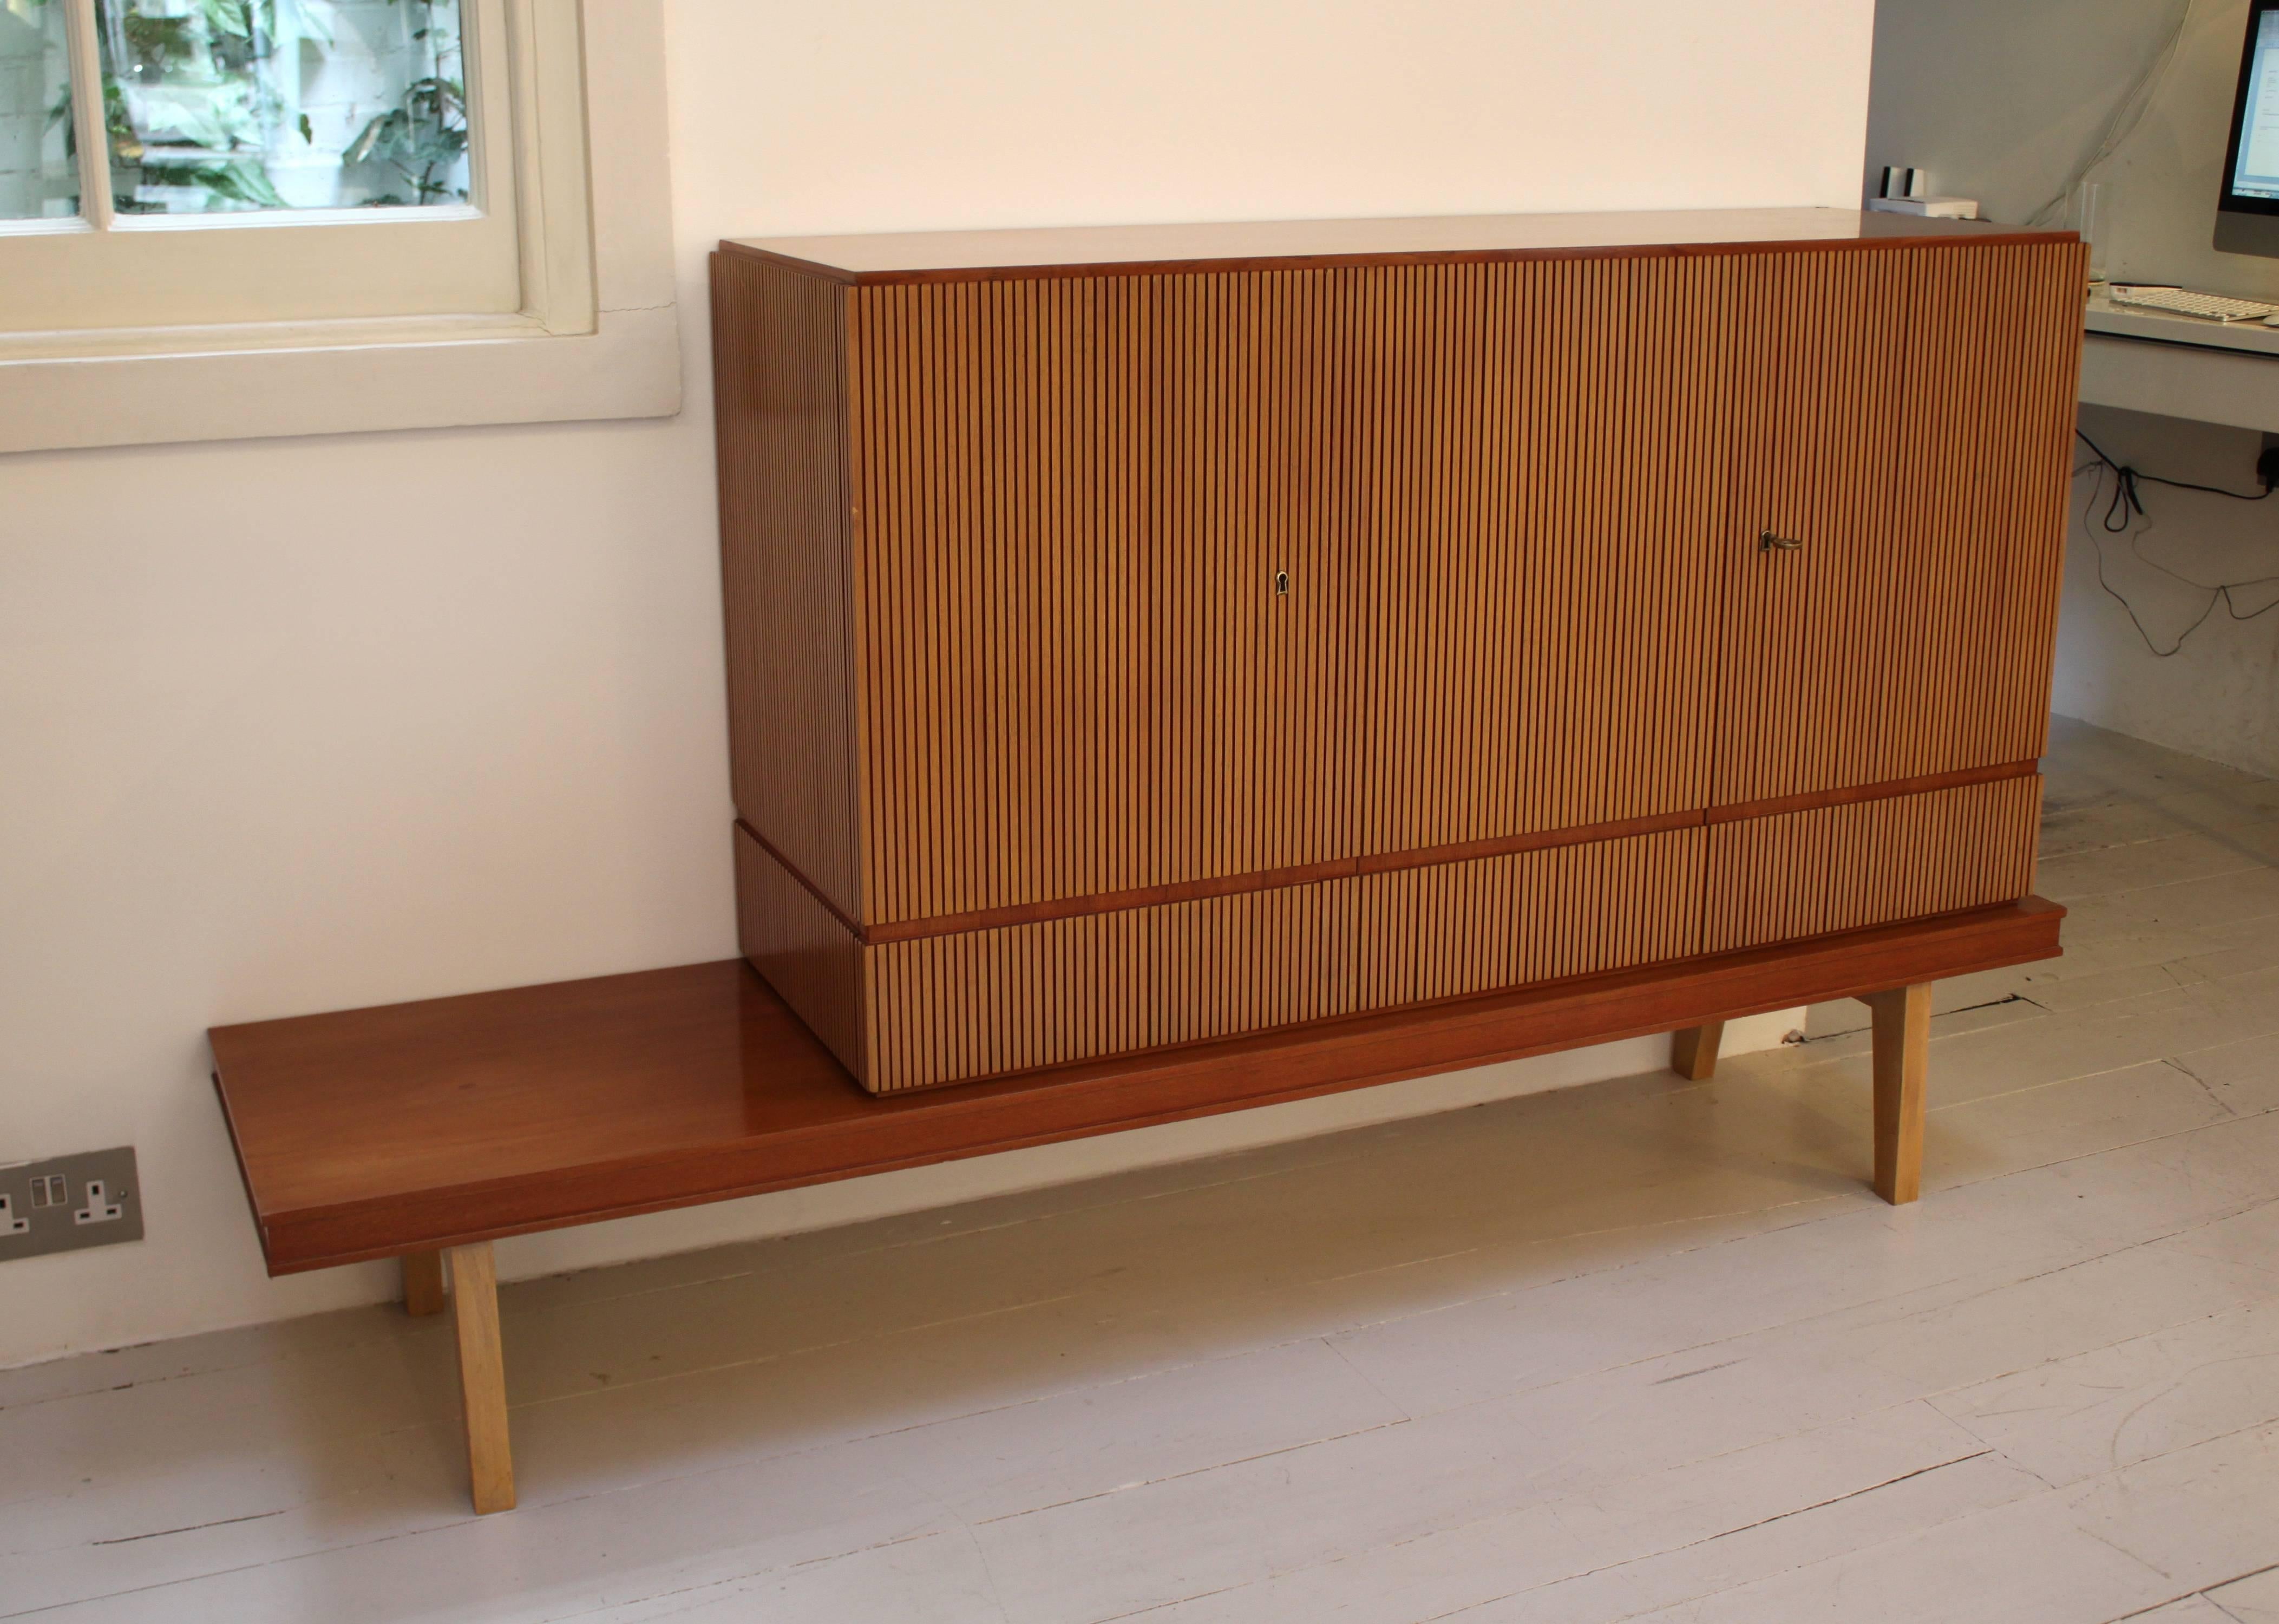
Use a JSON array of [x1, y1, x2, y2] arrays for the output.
[[209, 900, 2063, 1276], [725, 208, 2070, 284], [2086, 288, 2279, 358]]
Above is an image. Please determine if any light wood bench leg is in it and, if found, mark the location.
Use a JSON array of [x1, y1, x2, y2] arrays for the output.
[[402, 1249, 447, 1317], [1671, 1020, 1725, 1082], [1863, 983, 1932, 1206], [446, 1241, 516, 1514]]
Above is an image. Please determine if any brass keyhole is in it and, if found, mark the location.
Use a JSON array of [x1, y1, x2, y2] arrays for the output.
[[1274, 569, 1291, 597]]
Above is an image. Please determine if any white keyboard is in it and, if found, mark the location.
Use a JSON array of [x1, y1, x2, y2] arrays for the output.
[[2107, 285, 2279, 323]]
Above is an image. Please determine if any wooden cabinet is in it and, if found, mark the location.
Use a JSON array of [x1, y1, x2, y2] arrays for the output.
[[714, 211, 2084, 1093]]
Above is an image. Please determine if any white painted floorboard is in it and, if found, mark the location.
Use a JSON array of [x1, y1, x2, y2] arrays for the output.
[[6, 716, 2279, 1623]]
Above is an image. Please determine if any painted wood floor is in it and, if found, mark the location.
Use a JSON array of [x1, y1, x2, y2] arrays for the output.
[[9, 716, 2279, 1623]]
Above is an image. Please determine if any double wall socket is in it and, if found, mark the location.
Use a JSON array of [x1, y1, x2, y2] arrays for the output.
[[0, 1148, 143, 1260]]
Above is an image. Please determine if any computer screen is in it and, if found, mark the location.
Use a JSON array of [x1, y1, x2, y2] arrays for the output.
[[2219, 0, 2279, 252]]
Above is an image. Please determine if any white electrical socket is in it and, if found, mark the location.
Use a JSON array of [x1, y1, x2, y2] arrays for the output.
[[1, 1148, 142, 1259], [73, 1180, 125, 1226]]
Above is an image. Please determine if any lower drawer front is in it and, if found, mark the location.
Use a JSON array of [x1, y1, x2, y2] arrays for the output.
[[1704, 775, 2042, 955], [737, 823, 1705, 1093]]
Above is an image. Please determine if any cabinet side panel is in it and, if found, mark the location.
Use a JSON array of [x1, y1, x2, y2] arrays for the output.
[[732, 823, 867, 1083], [862, 828, 1704, 1092], [712, 251, 863, 915], [1703, 776, 2042, 955]]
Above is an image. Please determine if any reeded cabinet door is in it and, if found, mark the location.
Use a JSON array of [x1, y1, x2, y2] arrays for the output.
[[847, 272, 1368, 927], [1335, 253, 1739, 855], [1712, 240, 2085, 806]]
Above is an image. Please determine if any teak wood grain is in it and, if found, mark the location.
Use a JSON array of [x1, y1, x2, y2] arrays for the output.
[[1713, 240, 2085, 806], [743, 760, 2042, 952], [400, 1249, 447, 1317], [840, 254, 1737, 926], [713, 213, 2081, 1095], [1670, 1022, 1725, 1083], [740, 776, 2045, 1092], [711, 250, 865, 919], [749, 820, 1710, 1092], [1867, 983, 1934, 1204], [209, 898, 2062, 1276], [445, 1242, 514, 1514], [1704, 775, 2045, 955]]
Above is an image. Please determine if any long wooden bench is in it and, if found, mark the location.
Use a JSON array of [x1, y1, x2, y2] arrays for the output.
[[208, 896, 2063, 1514]]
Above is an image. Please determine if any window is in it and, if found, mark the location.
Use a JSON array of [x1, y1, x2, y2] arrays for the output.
[[0, 0, 678, 452]]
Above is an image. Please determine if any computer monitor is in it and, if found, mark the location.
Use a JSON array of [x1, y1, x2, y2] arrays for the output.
[[2218, 0, 2279, 255]]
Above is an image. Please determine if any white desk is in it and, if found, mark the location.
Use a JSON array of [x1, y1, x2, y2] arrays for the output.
[[2081, 289, 2279, 430]]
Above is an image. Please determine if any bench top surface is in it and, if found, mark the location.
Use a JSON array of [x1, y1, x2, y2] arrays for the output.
[[212, 961, 918, 1271], [215, 961, 823, 1188], [208, 900, 2064, 1278]]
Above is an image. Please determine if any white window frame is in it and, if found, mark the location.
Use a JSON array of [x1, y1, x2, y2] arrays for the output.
[[0, 0, 678, 453], [19, 0, 527, 331]]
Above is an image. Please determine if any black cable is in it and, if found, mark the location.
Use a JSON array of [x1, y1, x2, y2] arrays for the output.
[[2073, 433, 2279, 657], [2075, 426, 2275, 517]]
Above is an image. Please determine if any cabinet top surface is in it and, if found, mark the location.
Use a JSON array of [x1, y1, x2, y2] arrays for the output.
[[723, 207, 2072, 283]]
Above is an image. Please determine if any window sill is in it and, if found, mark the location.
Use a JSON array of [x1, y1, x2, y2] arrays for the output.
[[0, 303, 682, 453]]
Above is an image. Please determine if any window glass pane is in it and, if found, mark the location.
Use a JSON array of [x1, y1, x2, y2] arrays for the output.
[[96, 0, 469, 215], [0, 0, 79, 220]]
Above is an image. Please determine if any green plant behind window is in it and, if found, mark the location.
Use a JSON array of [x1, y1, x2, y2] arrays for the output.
[[50, 0, 467, 214], [345, 1, 467, 209]]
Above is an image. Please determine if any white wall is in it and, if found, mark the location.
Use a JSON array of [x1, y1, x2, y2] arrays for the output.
[[1868, 0, 2279, 301], [0, 0, 1876, 1371], [1868, 0, 2279, 778], [2057, 404, 2279, 778]]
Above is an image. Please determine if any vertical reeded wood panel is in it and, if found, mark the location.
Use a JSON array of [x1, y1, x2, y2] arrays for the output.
[[1884, 242, 2085, 774], [713, 252, 865, 918], [848, 270, 1367, 929], [1713, 240, 2086, 806], [1703, 776, 2044, 955], [1348, 254, 1735, 857], [848, 257, 1739, 929], [861, 828, 1705, 1092]]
